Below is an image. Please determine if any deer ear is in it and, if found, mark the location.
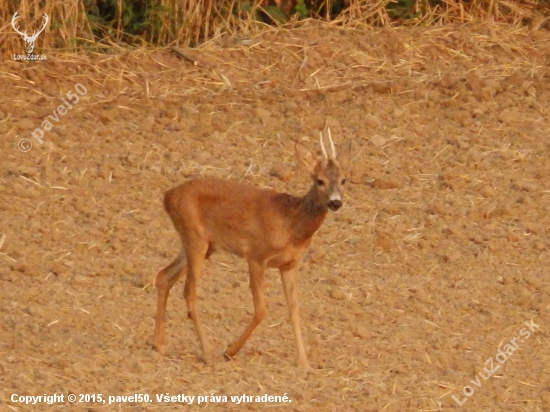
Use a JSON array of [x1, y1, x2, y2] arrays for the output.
[[295, 141, 317, 175], [336, 140, 352, 169]]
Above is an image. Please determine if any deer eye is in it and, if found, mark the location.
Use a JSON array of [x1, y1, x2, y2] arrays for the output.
[[317, 179, 325, 186], [341, 178, 346, 185]]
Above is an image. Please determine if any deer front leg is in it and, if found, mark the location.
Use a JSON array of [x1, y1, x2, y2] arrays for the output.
[[280, 267, 311, 370], [225, 261, 266, 359]]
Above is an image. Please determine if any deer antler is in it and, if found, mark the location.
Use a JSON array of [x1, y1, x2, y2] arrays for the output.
[[319, 131, 328, 159], [11, 11, 27, 37], [11, 12, 49, 40], [327, 127, 336, 158]]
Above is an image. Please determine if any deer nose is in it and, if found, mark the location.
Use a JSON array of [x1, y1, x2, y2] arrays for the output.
[[328, 199, 342, 211]]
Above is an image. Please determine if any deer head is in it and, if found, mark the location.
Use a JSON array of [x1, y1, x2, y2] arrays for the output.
[[295, 128, 352, 212], [12, 11, 49, 55]]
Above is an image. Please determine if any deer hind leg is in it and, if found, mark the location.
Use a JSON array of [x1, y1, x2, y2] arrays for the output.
[[154, 248, 187, 354], [183, 237, 213, 364], [280, 267, 311, 370], [225, 261, 266, 360]]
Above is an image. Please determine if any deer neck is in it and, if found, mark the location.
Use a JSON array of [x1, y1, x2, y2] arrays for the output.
[[289, 185, 328, 241]]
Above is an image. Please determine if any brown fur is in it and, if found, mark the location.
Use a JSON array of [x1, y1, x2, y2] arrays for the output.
[[153, 137, 352, 369]]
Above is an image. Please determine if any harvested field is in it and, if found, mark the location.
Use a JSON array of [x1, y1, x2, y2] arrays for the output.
[[1, 22, 550, 411]]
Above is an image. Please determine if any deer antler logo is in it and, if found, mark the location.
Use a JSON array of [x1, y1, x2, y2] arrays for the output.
[[11, 11, 49, 55]]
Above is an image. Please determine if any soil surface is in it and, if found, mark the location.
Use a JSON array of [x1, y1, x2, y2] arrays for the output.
[[1, 22, 549, 411]]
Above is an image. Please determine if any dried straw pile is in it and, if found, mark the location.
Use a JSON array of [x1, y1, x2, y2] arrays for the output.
[[0, 0, 548, 56]]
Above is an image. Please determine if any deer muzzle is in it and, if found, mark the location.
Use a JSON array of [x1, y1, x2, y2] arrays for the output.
[[328, 192, 342, 211]]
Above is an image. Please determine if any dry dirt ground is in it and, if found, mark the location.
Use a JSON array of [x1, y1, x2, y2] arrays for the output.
[[1, 22, 549, 411]]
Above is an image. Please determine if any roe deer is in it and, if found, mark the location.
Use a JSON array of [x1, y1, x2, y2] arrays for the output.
[[153, 129, 352, 369]]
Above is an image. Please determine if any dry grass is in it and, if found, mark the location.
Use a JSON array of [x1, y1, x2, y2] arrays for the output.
[[0, 0, 548, 56]]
